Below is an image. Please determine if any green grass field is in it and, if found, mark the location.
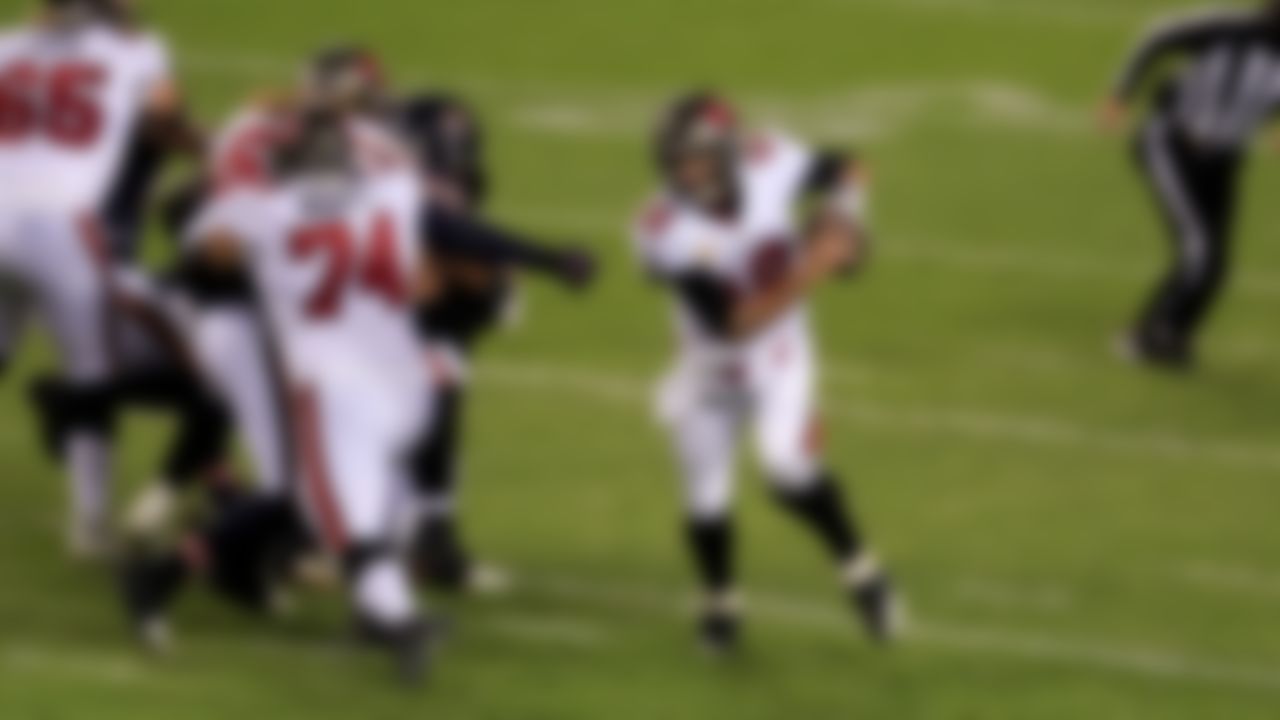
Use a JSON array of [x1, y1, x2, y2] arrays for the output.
[[3, 0, 1280, 717]]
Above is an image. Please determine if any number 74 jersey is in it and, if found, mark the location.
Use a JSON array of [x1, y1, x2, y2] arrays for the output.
[[190, 163, 431, 396], [0, 23, 171, 213]]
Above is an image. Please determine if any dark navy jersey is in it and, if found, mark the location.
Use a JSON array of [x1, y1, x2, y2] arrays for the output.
[[1115, 9, 1280, 150]]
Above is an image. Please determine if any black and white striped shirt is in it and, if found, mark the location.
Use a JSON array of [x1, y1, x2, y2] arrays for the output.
[[1114, 8, 1280, 151]]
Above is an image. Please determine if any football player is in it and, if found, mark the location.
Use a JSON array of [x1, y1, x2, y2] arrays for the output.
[[128, 102, 441, 684], [0, 0, 193, 557], [395, 90, 597, 592], [261, 46, 600, 592], [632, 92, 900, 654]]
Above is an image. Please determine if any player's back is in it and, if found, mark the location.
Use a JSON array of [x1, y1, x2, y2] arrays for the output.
[[0, 19, 169, 213], [215, 165, 428, 395]]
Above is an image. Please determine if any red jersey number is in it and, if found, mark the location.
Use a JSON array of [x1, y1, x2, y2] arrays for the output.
[[290, 212, 410, 320], [0, 62, 104, 147]]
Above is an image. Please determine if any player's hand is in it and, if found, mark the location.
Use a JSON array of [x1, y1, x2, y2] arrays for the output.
[[551, 246, 599, 291], [806, 221, 859, 280], [1098, 96, 1130, 135]]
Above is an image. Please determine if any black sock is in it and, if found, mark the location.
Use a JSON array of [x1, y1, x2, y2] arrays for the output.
[[124, 551, 189, 620], [686, 517, 735, 596], [409, 387, 462, 496], [162, 388, 232, 489], [775, 473, 863, 562], [204, 496, 300, 610]]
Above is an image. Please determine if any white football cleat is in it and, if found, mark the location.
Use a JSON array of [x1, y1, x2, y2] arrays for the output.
[[124, 482, 180, 542], [66, 515, 114, 562]]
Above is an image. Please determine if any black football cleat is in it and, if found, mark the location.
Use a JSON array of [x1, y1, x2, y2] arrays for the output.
[[1114, 329, 1195, 372], [411, 519, 511, 595], [357, 615, 447, 688], [412, 518, 471, 592], [698, 609, 741, 658], [119, 551, 187, 655], [850, 573, 903, 645]]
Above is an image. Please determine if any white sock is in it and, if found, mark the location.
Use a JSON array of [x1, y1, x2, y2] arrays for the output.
[[66, 433, 112, 529], [355, 559, 418, 627], [841, 551, 882, 589]]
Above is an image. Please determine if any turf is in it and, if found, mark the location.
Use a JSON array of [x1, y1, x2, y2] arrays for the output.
[[2, 0, 1280, 717]]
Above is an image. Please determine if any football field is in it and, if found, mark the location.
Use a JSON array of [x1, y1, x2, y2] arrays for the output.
[[4, 0, 1280, 717]]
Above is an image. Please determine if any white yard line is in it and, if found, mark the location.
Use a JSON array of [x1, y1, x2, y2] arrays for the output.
[[528, 573, 1280, 693], [508, 206, 1280, 302], [483, 614, 612, 650], [1, 644, 153, 687], [181, 50, 1091, 142], [479, 362, 1280, 474], [949, 577, 1074, 614], [1180, 563, 1280, 600], [833, 0, 1144, 28]]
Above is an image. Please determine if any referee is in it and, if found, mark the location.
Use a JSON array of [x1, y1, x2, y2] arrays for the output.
[[1102, 1, 1280, 369]]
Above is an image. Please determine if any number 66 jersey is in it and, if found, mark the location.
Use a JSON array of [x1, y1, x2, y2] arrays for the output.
[[0, 21, 170, 213]]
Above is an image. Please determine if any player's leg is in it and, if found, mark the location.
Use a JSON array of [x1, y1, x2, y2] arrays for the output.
[[120, 489, 311, 653], [116, 362, 237, 537], [662, 373, 742, 654], [0, 282, 28, 380], [1128, 122, 1224, 367], [1173, 153, 1240, 340], [0, 215, 21, 376], [28, 217, 119, 558], [191, 306, 291, 496], [100, 273, 238, 538], [752, 351, 900, 642], [292, 384, 436, 684], [408, 382, 472, 587]]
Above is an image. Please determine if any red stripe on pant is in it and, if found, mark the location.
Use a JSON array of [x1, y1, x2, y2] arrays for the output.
[[76, 213, 119, 371], [291, 387, 348, 551]]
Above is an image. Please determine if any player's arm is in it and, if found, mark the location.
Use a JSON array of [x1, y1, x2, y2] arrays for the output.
[[667, 228, 856, 342], [142, 80, 204, 155], [174, 194, 254, 304], [1102, 11, 1243, 129], [136, 37, 205, 155], [185, 227, 245, 272], [422, 206, 598, 290], [803, 149, 872, 274]]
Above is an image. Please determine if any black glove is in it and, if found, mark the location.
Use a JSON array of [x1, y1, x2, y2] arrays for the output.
[[550, 246, 599, 291]]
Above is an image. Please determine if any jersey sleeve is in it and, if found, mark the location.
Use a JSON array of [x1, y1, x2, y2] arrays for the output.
[[185, 190, 265, 254], [1110, 10, 1251, 100], [631, 198, 711, 279], [208, 110, 274, 194], [132, 33, 174, 98], [746, 128, 816, 200]]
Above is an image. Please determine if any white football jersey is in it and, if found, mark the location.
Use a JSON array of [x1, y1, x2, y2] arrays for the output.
[[208, 101, 413, 196], [633, 130, 816, 368], [190, 151, 429, 398], [0, 21, 171, 212]]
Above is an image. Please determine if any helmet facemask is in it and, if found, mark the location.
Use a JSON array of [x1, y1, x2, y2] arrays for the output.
[[657, 94, 743, 217]]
